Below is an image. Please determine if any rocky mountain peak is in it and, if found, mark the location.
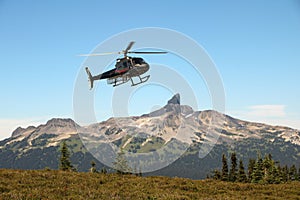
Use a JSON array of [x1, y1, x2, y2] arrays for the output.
[[167, 93, 180, 105], [46, 118, 77, 127], [11, 126, 36, 138], [9, 118, 79, 139], [11, 127, 25, 137], [147, 93, 194, 117]]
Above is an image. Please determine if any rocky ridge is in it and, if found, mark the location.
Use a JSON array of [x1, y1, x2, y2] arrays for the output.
[[0, 94, 299, 178]]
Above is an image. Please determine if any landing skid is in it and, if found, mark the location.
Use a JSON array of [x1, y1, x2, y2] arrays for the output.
[[107, 75, 150, 87], [107, 76, 129, 87], [130, 75, 150, 86], [112, 79, 129, 87]]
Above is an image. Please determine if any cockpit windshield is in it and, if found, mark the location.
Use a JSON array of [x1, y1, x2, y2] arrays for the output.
[[132, 58, 145, 65]]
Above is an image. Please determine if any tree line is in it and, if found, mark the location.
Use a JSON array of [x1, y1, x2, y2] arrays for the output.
[[210, 152, 300, 184], [59, 141, 140, 175], [60, 140, 300, 183], [59, 141, 108, 173]]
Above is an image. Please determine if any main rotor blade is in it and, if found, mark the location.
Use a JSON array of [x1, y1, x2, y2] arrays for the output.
[[124, 41, 135, 53], [78, 52, 121, 56], [128, 51, 167, 54]]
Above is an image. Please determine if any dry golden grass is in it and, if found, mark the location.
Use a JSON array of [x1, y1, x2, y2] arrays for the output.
[[0, 169, 300, 199]]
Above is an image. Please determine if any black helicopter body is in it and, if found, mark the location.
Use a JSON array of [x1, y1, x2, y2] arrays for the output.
[[80, 42, 166, 89]]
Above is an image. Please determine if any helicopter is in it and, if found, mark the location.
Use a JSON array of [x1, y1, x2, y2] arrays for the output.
[[79, 41, 167, 89]]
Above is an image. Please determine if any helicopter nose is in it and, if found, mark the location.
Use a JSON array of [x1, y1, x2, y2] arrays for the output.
[[140, 63, 149, 73], [130, 63, 149, 77]]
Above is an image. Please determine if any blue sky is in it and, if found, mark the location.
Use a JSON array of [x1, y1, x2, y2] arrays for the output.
[[0, 0, 300, 139]]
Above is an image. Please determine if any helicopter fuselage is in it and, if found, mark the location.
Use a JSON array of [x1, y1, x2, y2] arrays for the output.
[[100, 56, 149, 79], [82, 41, 166, 89], [85, 56, 150, 88]]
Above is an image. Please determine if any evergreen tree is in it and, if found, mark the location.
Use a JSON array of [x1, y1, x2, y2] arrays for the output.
[[269, 160, 277, 183], [101, 167, 107, 174], [113, 149, 132, 174], [274, 165, 283, 184], [221, 154, 228, 181], [289, 164, 297, 181], [59, 141, 73, 171], [263, 154, 272, 171], [237, 160, 247, 182], [248, 158, 256, 182], [262, 155, 283, 184], [282, 165, 289, 182], [90, 160, 98, 173], [229, 152, 237, 182], [251, 153, 264, 183], [262, 154, 273, 183], [212, 169, 222, 180], [265, 153, 272, 161], [212, 152, 300, 184]]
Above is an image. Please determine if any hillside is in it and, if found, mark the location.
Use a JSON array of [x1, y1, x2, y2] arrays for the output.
[[0, 94, 299, 179], [0, 169, 300, 200]]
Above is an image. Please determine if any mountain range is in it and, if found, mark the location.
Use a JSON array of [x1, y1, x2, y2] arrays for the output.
[[0, 94, 299, 179]]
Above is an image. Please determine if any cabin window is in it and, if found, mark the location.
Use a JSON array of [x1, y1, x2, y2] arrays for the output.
[[133, 58, 144, 65], [122, 61, 128, 69], [117, 61, 128, 70]]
